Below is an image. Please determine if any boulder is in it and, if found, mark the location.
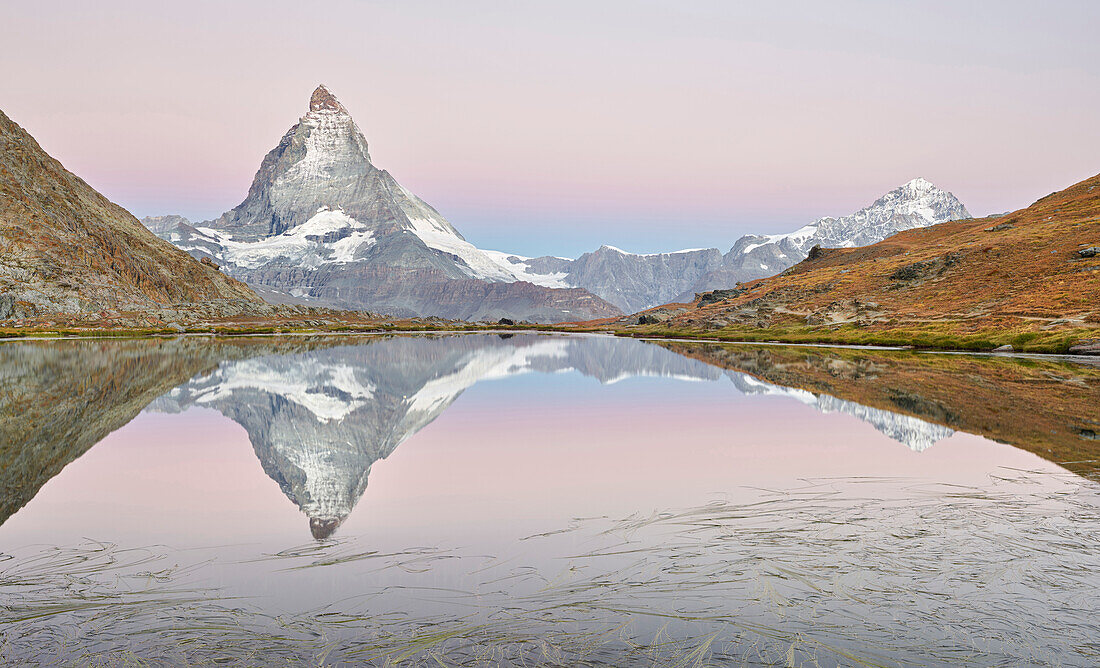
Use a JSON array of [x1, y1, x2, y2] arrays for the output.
[[992, 344, 1014, 352], [1078, 247, 1099, 258], [1068, 340, 1100, 355]]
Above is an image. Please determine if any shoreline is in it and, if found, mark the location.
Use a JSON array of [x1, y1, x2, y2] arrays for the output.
[[2, 324, 1098, 362]]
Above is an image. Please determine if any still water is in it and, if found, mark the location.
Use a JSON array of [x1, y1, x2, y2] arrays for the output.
[[1, 333, 1097, 666]]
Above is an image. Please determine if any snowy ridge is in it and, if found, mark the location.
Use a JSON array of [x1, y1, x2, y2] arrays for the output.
[[482, 250, 571, 288], [737, 178, 970, 259], [395, 183, 518, 282], [141, 85, 972, 319], [598, 245, 712, 257]]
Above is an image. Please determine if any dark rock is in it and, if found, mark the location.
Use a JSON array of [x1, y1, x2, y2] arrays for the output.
[[696, 287, 746, 308], [806, 245, 825, 260], [1068, 340, 1100, 355], [889, 252, 962, 282], [1078, 247, 1099, 258], [497, 318, 515, 326], [984, 223, 1014, 232]]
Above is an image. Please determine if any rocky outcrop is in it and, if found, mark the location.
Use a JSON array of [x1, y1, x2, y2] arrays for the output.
[[0, 109, 261, 320], [552, 246, 723, 314]]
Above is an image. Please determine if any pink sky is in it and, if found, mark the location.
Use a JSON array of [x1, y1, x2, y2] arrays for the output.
[[3, 1, 1098, 256]]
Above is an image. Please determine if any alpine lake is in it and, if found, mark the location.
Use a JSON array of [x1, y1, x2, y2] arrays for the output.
[[1, 332, 1097, 667]]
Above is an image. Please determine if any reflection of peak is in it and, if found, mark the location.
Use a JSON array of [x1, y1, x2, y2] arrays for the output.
[[726, 371, 953, 452], [310, 516, 342, 540], [148, 334, 724, 538]]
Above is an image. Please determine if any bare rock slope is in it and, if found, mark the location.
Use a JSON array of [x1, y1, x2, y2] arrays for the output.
[[0, 109, 260, 320]]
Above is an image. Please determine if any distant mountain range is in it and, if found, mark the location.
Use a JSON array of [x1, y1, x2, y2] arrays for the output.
[[144, 85, 971, 320]]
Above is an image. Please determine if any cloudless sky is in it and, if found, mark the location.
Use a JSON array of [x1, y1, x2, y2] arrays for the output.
[[3, 1, 1098, 257]]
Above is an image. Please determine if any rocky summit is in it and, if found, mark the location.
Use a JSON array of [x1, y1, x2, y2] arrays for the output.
[[0, 108, 261, 321], [145, 85, 621, 323]]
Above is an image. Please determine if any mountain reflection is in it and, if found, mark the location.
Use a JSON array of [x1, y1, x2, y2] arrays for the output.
[[145, 334, 726, 538], [1, 334, 1096, 536]]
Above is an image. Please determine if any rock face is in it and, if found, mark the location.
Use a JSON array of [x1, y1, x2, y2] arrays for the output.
[[0, 109, 261, 319], [675, 178, 971, 301], [496, 179, 970, 313], [144, 86, 620, 323], [552, 246, 724, 315]]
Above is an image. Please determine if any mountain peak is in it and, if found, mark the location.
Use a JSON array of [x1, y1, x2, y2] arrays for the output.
[[900, 177, 936, 194], [309, 84, 345, 113]]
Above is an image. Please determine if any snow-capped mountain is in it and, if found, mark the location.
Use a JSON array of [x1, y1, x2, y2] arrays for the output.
[[144, 86, 619, 323], [674, 178, 971, 301]]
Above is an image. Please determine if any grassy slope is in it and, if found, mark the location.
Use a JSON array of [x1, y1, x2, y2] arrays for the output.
[[613, 173, 1100, 352]]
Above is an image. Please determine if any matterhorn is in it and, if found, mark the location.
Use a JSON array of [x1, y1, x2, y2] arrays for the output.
[[144, 85, 621, 322]]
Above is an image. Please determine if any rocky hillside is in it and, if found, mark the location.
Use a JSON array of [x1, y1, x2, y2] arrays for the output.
[[0, 109, 260, 320], [145, 86, 620, 323], [622, 173, 1100, 352]]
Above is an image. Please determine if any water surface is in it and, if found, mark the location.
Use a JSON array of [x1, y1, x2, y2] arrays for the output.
[[1, 333, 1097, 666]]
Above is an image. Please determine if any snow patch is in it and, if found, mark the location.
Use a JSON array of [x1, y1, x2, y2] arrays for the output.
[[482, 250, 571, 288], [209, 209, 375, 270]]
